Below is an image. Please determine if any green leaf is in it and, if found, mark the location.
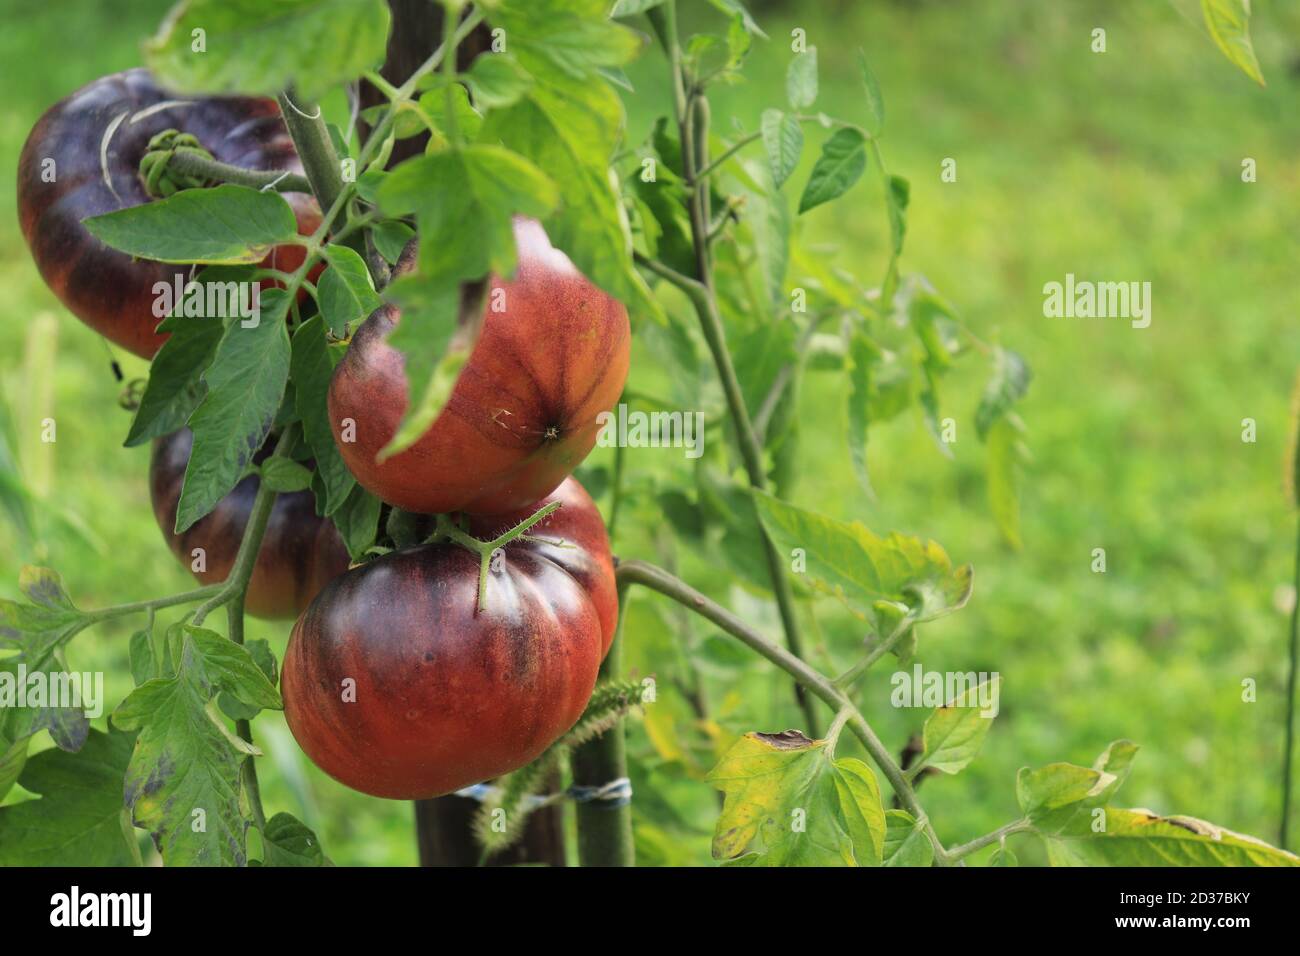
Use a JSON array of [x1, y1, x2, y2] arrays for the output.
[[290, 316, 356, 516], [331, 482, 383, 561], [1017, 739, 1140, 829], [145, 0, 391, 100], [857, 48, 886, 136], [370, 220, 415, 265], [377, 273, 470, 460], [83, 185, 300, 264], [786, 47, 817, 110], [753, 491, 972, 622], [257, 812, 329, 866], [760, 109, 803, 189], [218, 639, 279, 721], [0, 728, 139, 866], [112, 626, 281, 866], [317, 245, 382, 337], [376, 145, 558, 282], [798, 128, 868, 214], [175, 292, 291, 533], [914, 675, 1001, 775], [0, 568, 93, 752], [1041, 808, 1297, 866], [990, 845, 1018, 866], [259, 457, 312, 493], [0, 732, 31, 803], [986, 413, 1029, 550], [465, 54, 534, 109], [129, 629, 157, 687], [882, 809, 932, 866], [495, 0, 644, 80], [975, 347, 1032, 439], [707, 730, 885, 866], [612, 0, 665, 15], [482, 70, 661, 323], [123, 311, 224, 447], [1200, 0, 1265, 86], [707, 0, 766, 38], [846, 327, 876, 496]]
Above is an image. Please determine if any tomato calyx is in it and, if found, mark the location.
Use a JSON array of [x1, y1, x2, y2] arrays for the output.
[[429, 500, 564, 613], [138, 129, 217, 198]]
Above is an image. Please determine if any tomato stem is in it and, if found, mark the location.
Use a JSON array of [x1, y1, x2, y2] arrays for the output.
[[432, 500, 564, 612]]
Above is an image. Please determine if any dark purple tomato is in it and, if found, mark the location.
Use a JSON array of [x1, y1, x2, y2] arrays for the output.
[[149, 428, 350, 620], [17, 68, 320, 358]]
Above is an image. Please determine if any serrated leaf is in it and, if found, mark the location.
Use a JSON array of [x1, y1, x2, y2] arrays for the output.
[[786, 47, 817, 110], [915, 675, 1000, 775], [112, 626, 281, 866], [376, 144, 558, 282], [0, 728, 139, 866], [482, 70, 661, 323], [798, 128, 867, 214], [83, 185, 299, 264], [1201, 0, 1265, 86], [753, 491, 972, 622], [129, 629, 157, 687], [760, 109, 803, 189], [706, 730, 885, 866], [145, 0, 391, 100], [290, 316, 356, 516], [175, 292, 291, 533], [124, 311, 224, 447]]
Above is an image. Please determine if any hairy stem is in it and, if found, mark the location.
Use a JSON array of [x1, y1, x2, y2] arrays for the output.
[[615, 558, 948, 864], [162, 150, 312, 194], [945, 820, 1033, 862]]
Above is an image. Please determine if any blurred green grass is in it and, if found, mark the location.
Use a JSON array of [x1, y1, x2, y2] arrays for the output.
[[2, 0, 1298, 866]]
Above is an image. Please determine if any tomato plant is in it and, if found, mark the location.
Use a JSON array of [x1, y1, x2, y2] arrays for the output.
[[0, 0, 1294, 877]]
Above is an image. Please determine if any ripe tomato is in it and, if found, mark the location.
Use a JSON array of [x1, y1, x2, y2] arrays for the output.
[[149, 429, 350, 620], [328, 217, 631, 515], [280, 476, 613, 799], [17, 69, 320, 359]]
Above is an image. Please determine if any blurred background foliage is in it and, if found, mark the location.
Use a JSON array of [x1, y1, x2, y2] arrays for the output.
[[1, 0, 1298, 865]]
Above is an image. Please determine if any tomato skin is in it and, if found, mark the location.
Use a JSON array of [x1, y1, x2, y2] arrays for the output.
[[468, 476, 618, 656], [149, 429, 350, 620], [328, 217, 631, 515], [17, 69, 320, 359], [280, 541, 603, 800]]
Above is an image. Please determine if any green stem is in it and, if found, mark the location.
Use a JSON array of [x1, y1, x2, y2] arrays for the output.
[[615, 558, 949, 865], [945, 820, 1033, 862], [440, 4, 462, 144], [191, 425, 298, 626], [162, 149, 312, 194], [227, 597, 267, 831], [647, 2, 819, 735], [571, 578, 635, 866], [1282, 514, 1300, 848], [835, 610, 918, 688], [86, 584, 223, 623]]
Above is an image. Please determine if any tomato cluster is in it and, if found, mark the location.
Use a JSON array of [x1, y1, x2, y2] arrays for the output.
[[21, 72, 629, 802]]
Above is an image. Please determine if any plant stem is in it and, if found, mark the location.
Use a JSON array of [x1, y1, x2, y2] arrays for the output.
[[648, 1, 818, 734], [191, 425, 298, 626], [571, 578, 635, 866], [945, 820, 1033, 862], [227, 597, 267, 831], [87, 584, 223, 622], [615, 558, 949, 864], [1282, 514, 1300, 848], [163, 150, 312, 193]]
